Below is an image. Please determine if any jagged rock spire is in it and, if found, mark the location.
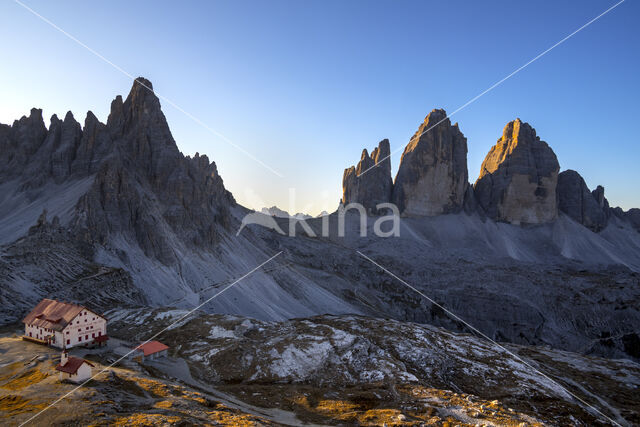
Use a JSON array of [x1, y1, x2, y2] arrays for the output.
[[342, 139, 393, 213], [557, 170, 608, 231], [392, 109, 468, 216], [474, 119, 559, 225]]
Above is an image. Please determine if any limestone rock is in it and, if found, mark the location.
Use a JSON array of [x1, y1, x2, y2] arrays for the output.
[[0, 77, 235, 265], [592, 185, 610, 212], [611, 207, 640, 233], [625, 209, 640, 232], [342, 139, 393, 212], [392, 109, 468, 216], [0, 108, 47, 180], [21, 111, 84, 188], [474, 119, 559, 225], [557, 170, 607, 231], [463, 185, 481, 215], [71, 111, 113, 175], [70, 78, 235, 262]]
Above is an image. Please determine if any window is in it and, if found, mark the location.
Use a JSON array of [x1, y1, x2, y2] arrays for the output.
[[67, 339, 70, 345], [85, 335, 88, 340], [66, 331, 69, 335], [29, 332, 32, 337], [98, 331, 102, 336], [78, 336, 82, 342], [92, 333, 95, 338]]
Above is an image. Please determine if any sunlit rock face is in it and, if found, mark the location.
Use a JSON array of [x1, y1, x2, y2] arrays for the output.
[[474, 119, 559, 225], [557, 170, 608, 231], [342, 139, 393, 213], [392, 109, 468, 216]]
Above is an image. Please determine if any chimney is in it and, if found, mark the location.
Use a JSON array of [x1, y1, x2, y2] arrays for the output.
[[61, 349, 68, 366]]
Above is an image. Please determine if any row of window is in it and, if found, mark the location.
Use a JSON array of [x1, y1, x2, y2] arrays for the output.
[[27, 332, 56, 343], [75, 312, 98, 325], [65, 331, 101, 346]]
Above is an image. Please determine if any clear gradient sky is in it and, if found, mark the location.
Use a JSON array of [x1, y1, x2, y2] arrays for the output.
[[1, 1, 638, 215]]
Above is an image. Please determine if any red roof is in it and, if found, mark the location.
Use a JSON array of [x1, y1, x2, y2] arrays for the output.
[[22, 299, 105, 332], [135, 340, 169, 356], [22, 299, 84, 331], [55, 356, 94, 374]]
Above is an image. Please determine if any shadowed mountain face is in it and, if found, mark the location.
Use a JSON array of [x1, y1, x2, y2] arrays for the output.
[[392, 109, 469, 217], [342, 139, 393, 213], [558, 169, 609, 232], [1, 79, 234, 265], [1, 78, 639, 365]]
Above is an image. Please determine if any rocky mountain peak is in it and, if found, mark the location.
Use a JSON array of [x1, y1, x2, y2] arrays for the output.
[[125, 78, 159, 116], [0, 78, 235, 266], [474, 119, 559, 224], [63, 110, 76, 123], [422, 108, 447, 125], [49, 113, 61, 127], [342, 139, 393, 213], [14, 108, 47, 146], [592, 185, 609, 210], [557, 170, 608, 232], [392, 108, 468, 216], [369, 138, 391, 175]]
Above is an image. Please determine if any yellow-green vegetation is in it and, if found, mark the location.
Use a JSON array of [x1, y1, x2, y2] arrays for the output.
[[0, 336, 273, 426], [1, 367, 49, 391], [0, 394, 47, 417]]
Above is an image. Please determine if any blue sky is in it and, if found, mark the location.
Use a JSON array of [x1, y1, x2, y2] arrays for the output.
[[1, 0, 638, 214]]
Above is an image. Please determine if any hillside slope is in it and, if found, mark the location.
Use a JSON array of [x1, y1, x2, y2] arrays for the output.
[[0, 78, 639, 363]]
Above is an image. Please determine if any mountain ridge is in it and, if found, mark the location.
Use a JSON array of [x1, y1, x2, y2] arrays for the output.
[[1, 77, 639, 364]]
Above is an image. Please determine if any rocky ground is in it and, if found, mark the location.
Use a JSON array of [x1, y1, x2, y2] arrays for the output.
[[0, 334, 286, 426], [104, 307, 640, 426], [2, 78, 640, 425]]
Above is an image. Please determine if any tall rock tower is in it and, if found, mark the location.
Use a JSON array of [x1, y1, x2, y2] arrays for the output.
[[342, 139, 393, 213], [391, 109, 468, 216], [474, 119, 559, 225]]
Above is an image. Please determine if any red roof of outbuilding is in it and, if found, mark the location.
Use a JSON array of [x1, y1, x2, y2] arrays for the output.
[[135, 340, 169, 356], [55, 356, 94, 374]]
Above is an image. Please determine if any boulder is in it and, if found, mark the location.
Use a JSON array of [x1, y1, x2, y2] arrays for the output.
[[474, 119, 559, 225], [557, 170, 607, 231], [392, 109, 468, 216], [342, 139, 393, 213]]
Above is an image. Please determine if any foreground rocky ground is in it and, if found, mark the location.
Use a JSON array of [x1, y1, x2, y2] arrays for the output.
[[2, 309, 640, 425], [0, 335, 284, 426], [1, 78, 640, 425]]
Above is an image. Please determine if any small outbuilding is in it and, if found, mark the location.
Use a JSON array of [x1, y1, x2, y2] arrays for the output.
[[134, 341, 169, 361], [55, 350, 94, 383]]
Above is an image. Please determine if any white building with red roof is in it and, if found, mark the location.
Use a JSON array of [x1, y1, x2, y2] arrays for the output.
[[55, 349, 94, 383], [22, 298, 108, 349], [134, 340, 169, 361]]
